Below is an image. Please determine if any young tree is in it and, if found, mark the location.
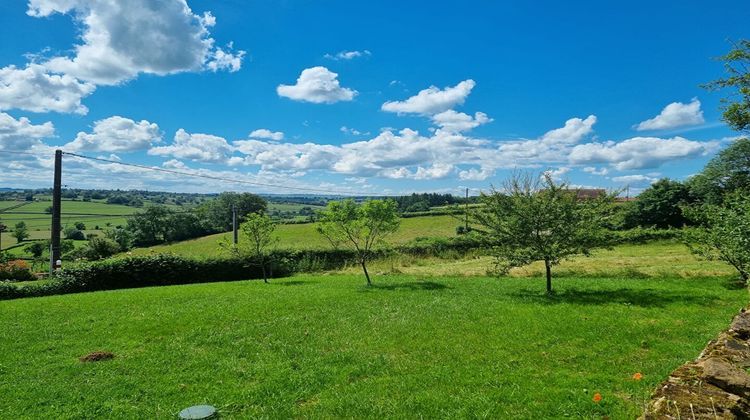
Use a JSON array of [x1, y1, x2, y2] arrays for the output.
[[24, 241, 46, 258], [12, 222, 29, 243], [317, 199, 400, 286], [219, 213, 278, 283], [688, 138, 750, 204], [704, 39, 750, 132], [472, 173, 614, 294], [683, 194, 750, 283]]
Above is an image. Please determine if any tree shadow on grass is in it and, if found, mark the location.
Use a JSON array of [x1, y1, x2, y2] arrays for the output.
[[721, 278, 747, 291], [364, 281, 450, 292], [510, 287, 720, 308], [273, 280, 315, 286]]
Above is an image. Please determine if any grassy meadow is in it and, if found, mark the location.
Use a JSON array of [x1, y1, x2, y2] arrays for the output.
[[0, 274, 746, 418], [128, 214, 460, 257]]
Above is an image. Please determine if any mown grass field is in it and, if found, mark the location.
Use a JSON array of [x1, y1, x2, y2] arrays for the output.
[[0, 274, 745, 418], [129, 214, 460, 257], [341, 241, 737, 280]]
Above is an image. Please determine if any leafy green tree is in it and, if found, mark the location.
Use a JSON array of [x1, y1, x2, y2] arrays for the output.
[[200, 192, 267, 232], [104, 227, 133, 251], [220, 213, 278, 283], [74, 221, 86, 230], [63, 226, 86, 240], [688, 138, 750, 204], [683, 194, 750, 283], [12, 222, 29, 243], [472, 173, 614, 294], [622, 178, 693, 228], [317, 199, 400, 286], [704, 39, 750, 132], [84, 237, 121, 260], [126, 205, 172, 246], [23, 241, 45, 258]]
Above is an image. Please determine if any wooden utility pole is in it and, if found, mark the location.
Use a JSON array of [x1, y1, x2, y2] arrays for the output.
[[464, 188, 469, 231], [0, 222, 6, 252], [232, 204, 238, 245], [51, 149, 62, 271]]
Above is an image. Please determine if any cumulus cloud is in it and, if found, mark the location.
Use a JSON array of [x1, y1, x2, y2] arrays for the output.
[[64, 116, 161, 152], [635, 98, 705, 131], [583, 166, 609, 176], [431, 110, 492, 133], [569, 136, 715, 170], [382, 79, 475, 115], [249, 129, 284, 141], [0, 64, 96, 114], [277, 66, 357, 104], [324, 50, 371, 60], [27, 0, 244, 85], [0, 112, 55, 150], [611, 174, 659, 185], [543, 167, 571, 181], [0, 0, 243, 114], [149, 128, 234, 162]]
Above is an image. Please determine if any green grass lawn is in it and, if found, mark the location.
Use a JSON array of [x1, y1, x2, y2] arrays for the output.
[[129, 214, 460, 257], [0, 274, 745, 418]]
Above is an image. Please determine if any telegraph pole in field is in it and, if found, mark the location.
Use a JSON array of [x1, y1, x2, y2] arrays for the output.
[[51, 149, 62, 272], [464, 187, 469, 231], [232, 204, 238, 245]]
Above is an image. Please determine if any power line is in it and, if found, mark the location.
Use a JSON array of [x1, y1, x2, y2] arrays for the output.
[[62, 152, 364, 196], [0, 150, 45, 157]]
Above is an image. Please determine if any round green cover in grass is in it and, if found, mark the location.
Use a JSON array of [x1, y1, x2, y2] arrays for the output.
[[178, 405, 217, 419]]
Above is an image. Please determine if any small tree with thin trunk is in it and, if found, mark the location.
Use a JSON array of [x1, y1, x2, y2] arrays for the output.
[[683, 194, 750, 284], [472, 173, 614, 294], [316, 199, 400, 286], [219, 213, 277, 283], [12, 222, 29, 244]]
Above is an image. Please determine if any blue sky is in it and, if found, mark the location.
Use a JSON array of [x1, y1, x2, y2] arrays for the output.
[[0, 0, 747, 195]]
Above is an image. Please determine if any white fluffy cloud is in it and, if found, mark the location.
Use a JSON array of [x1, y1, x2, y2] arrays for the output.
[[0, 0, 243, 115], [431, 110, 492, 133], [0, 112, 55, 150], [324, 50, 371, 60], [249, 129, 284, 141], [64, 116, 161, 152], [635, 98, 705, 131], [0, 64, 95, 114], [277, 67, 357, 104], [27, 0, 244, 85], [611, 174, 659, 185], [381, 80, 475, 115], [149, 129, 233, 162], [569, 136, 715, 170]]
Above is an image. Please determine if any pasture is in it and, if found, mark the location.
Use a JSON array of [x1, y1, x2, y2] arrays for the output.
[[128, 214, 460, 256], [0, 274, 745, 418]]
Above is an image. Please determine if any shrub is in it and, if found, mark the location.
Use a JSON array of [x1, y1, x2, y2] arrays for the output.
[[63, 227, 85, 240], [0, 260, 36, 282]]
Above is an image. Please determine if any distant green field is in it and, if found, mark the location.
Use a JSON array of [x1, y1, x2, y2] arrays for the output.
[[0, 200, 139, 251], [0, 274, 744, 418], [267, 202, 324, 212], [129, 214, 459, 257]]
